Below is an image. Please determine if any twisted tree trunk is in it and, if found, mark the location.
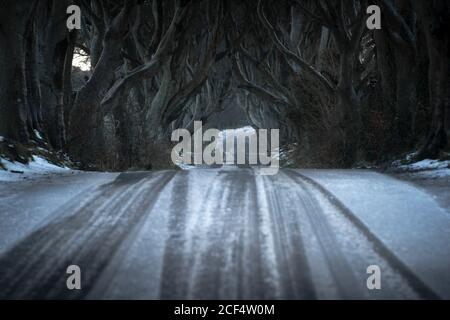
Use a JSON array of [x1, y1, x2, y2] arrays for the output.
[[0, 1, 36, 144], [416, 0, 450, 159], [68, 0, 137, 168]]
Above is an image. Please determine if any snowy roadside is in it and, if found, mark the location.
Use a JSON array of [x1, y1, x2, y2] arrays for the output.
[[0, 155, 72, 182], [387, 158, 450, 212], [392, 158, 450, 178]]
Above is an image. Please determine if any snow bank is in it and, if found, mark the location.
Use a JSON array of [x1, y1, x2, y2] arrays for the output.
[[0, 155, 70, 182], [395, 158, 450, 178], [404, 159, 450, 170]]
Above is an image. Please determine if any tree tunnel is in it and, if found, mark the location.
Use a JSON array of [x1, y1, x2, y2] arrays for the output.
[[0, 0, 448, 171]]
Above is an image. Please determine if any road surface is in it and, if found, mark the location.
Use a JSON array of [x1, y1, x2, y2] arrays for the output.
[[0, 166, 448, 299]]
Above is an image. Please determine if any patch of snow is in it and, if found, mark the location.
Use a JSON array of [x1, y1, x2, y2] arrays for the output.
[[406, 152, 417, 161], [217, 126, 256, 138], [396, 158, 450, 178], [405, 159, 450, 170], [73, 52, 91, 71], [33, 130, 43, 140], [0, 136, 4, 142], [0, 155, 70, 182], [176, 162, 196, 170]]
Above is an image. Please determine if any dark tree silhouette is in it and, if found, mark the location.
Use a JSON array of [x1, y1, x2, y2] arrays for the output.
[[0, 0, 448, 169]]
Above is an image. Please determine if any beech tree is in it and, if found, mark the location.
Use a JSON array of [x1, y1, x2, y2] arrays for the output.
[[0, 0, 38, 144], [415, 0, 450, 159], [0, 0, 448, 169]]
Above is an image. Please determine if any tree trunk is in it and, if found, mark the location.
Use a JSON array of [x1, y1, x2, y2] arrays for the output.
[[25, 11, 43, 136], [68, 1, 137, 168], [337, 47, 361, 166], [393, 47, 417, 146], [36, 0, 73, 150], [374, 28, 396, 113], [0, 1, 36, 143], [416, 0, 450, 159]]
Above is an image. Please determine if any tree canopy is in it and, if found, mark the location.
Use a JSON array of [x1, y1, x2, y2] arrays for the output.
[[0, 0, 449, 169]]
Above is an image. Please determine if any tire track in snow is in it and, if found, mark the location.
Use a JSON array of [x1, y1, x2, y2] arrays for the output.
[[160, 167, 316, 299], [0, 171, 175, 299], [159, 169, 227, 299], [0, 167, 431, 299], [160, 167, 274, 299], [186, 171, 235, 299], [259, 172, 316, 299], [280, 171, 363, 299], [159, 167, 258, 299], [285, 170, 424, 299]]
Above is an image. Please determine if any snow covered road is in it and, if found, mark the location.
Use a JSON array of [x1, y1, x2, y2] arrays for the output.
[[0, 166, 448, 299]]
